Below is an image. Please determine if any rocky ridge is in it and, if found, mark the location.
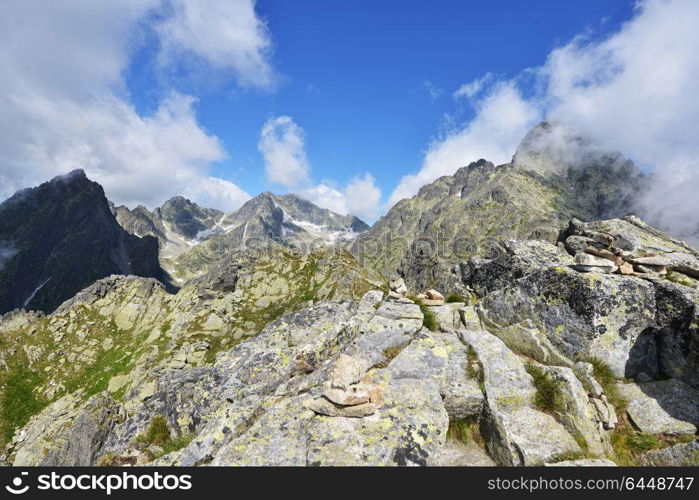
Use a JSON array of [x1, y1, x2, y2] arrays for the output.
[[4, 216, 697, 466], [0, 170, 163, 314], [0, 246, 384, 454], [352, 122, 646, 293]]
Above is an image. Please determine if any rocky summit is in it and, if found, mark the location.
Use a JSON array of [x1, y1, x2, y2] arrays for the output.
[[116, 191, 369, 284], [0, 123, 697, 468], [0, 170, 164, 314], [352, 122, 646, 293]]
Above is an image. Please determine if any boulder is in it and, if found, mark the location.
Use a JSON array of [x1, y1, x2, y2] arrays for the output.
[[478, 265, 657, 378], [459, 330, 581, 465], [572, 253, 618, 273], [639, 441, 699, 466], [616, 379, 698, 435]]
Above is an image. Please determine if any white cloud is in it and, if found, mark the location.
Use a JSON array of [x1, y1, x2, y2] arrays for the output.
[[299, 174, 382, 222], [453, 72, 493, 100], [389, 82, 541, 206], [155, 0, 275, 89], [422, 80, 443, 101], [259, 116, 311, 188], [0, 0, 274, 212], [258, 116, 382, 221], [389, 0, 699, 240]]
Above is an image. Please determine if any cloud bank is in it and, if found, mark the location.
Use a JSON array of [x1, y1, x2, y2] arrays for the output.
[[389, 0, 699, 240], [0, 0, 272, 212], [259, 116, 382, 221]]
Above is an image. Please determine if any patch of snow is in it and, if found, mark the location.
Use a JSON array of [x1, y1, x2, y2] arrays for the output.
[[23, 277, 51, 308]]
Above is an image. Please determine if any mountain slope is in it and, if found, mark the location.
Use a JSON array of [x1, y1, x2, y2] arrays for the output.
[[0, 170, 164, 314], [353, 122, 646, 292], [165, 192, 369, 282], [0, 246, 385, 447], [112, 197, 225, 260]]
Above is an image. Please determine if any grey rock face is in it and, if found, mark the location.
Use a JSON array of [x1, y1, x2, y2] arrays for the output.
[[617, 380, 698, 435], [459, 330, 581, 465], [12, 392, 122, 466], [0, 170, 164, 314], [477, 263, 657, 378], [639, 440, 699, 466]]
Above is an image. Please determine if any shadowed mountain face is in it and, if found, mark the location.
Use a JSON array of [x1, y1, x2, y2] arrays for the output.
[[352, 122, 646, 292], [0, 170, 164, 314]]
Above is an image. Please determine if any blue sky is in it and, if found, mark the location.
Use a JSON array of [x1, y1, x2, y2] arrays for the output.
[[2, 0, 698, 231], [127, 0, 635, 209]]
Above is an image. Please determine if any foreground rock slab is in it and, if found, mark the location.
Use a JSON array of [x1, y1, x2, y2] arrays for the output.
[[616, 379, 698, 435], [459, 330, 581, 465]]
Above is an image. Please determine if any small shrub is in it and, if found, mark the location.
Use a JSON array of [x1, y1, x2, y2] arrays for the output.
[[421, 306, 439, 332], [409, 295, 440, 332], [134, 415, 170, 447], [525, 364, 565, 414], [447, 418, 484, 448], [445, 293, 467, 303], [133, 415, 195, 461], [587, 357, 627, 413]]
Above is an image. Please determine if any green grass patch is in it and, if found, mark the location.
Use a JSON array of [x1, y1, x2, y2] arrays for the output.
[[548, 450, 587, 463], [610, 417, 694, 465], [134, 415, 194, 461], [447, 417, 484, 448], [134, 415, 171, 447], [586, 357, 627, 413], [421, 305, 439, 332], [408, 295, 440, 332], [1, 365, 44, 442], [525, 364, 566, 415], [64, 348, 133, 399], [445, 293, 467, 303]]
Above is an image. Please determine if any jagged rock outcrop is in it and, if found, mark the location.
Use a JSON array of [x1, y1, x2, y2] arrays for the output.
[[0, 246, 384, 453], [155, 192, 369, 283], [0, 170, 163, 314], [353, 122, 645, 293], [5, 281, 634, 467], [463, 216, 698, 387]]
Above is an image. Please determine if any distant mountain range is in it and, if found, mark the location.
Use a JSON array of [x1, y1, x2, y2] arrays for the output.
[[113, 191, 369, 283], [0, 120, 651, 311]]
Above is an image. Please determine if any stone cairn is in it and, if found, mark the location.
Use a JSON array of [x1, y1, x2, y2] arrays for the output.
[[415, 289, 444, 306], [387, 276, 409, 301], [565, 229, 675, 277], [388, 277, 447, 306], [307, 355, 382, 418]]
